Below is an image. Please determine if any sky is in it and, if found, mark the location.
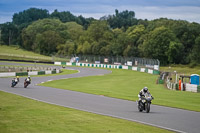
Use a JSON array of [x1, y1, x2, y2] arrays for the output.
[[0, 0, 200, 24]]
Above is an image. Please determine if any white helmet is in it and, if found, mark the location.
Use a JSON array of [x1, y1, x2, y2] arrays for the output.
[[143, 87, 148, 93]]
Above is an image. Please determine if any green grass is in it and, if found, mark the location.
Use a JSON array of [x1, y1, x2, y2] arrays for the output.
[[40, 69, 200, 112], [0, 91, 172, 133], [33, 69, 78, 77], [160, 64, 200, 75], [0, 45, 69, 62]]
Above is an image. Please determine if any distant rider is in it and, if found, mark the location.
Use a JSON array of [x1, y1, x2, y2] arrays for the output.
[[138, 87, 153, 103], [11, 76, 19, 87], [16, 76, 19, 82], [12, 76, 19, 83], [25, 76, 31, 84]]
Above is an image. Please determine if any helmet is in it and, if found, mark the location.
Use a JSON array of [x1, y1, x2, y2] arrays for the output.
[[16, 76, 19, 78], [28, 76, 30, 78], [143, 87, 148, 93]]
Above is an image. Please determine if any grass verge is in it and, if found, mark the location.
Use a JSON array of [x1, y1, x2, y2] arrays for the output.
[[40, 69, 200, 112], [32, 69, 78, 77], [0, 91, 172, 133], [0, 45, 69, 62], [160, 65, 200, 75]]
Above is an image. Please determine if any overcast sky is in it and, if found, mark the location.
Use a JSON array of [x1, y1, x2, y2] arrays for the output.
[[0, 0, 200, 24]]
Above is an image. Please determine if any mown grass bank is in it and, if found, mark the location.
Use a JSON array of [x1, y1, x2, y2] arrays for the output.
[[160, 64, 200, 75], [0, 45, 69, 62], [41, 69, 200, 112], [0, 91, 172, 133]]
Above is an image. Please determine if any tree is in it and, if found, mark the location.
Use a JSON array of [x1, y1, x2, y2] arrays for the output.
[[34, 30, 63, 55], [13, 8, 49, 25], [104, 9, 137, 29], [22, 19, 66, 53], [82, 41, 91, 54], [57, 41, 75, 56], [126, 25, 145, 44], [0, 22, 18, 45], [51, 10, 76, 23], [65, 22, 84, 41], [111, 28, 129, 56], [141, 26, 178, 65], [190, 36, 200, 63], [167, 41, 184, 64], [87, 21, 110, 42]]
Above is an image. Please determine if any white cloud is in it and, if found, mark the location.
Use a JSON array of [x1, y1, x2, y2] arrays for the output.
[[0, 1, 200, 24], [0, 12, 13, 23], [115, 5, 200, 23]]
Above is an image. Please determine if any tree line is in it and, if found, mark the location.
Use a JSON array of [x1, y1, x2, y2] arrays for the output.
[[0, 8, 200, 65]]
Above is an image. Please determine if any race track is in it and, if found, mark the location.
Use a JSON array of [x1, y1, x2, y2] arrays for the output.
[[0, 62, 200, 133]]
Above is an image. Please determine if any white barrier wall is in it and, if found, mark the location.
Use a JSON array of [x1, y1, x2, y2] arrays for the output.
[[54, 62, 61, 65], [148, 69, 153, 74], [141, 68, 145, 72], [0, 72, 16, 77], [76, 63, 81, 66], [66, 62, 72, 66], [56, 70, 60, 73], [186, 84, 197, 92], [55, 62, 160, 75], [122, 65, 128, 69], [45, 71, 52, 75], [28, 71, 38, 76], [132, 67, 137, 71]]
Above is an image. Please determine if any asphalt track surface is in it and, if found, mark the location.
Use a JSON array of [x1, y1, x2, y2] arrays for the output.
[[1, 62, 200, 133]]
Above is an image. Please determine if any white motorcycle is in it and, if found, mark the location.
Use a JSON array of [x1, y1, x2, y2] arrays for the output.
[[137, 93, 154, 113]]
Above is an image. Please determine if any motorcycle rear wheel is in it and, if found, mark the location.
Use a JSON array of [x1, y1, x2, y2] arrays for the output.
[[138, 101, 143, 112]]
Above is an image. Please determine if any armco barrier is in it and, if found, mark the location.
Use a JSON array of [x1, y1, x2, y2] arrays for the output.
[[54, 62, 160, 75]]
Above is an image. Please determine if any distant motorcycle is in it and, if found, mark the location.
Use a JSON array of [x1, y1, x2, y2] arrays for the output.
[[24, 81, 30, 88], [11, 80, 18, 87], [138, 93, 154, 113]]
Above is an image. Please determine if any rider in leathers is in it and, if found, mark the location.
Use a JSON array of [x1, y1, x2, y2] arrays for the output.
[[138, 87, 153, 103]]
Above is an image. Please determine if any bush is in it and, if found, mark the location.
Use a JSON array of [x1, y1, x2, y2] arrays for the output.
[[189, 62, 198, 68]]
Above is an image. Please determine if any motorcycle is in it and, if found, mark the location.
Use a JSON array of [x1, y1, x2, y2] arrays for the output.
[[24, 81, 30, 88], [138, 93, 154, 113], [11, 80, 18, 87]]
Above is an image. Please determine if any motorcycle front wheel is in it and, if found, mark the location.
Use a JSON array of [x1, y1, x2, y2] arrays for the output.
[[145, 103, 150, 113]]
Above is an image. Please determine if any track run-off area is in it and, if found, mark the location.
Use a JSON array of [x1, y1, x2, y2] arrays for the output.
[[0, 62, 200, 133]]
